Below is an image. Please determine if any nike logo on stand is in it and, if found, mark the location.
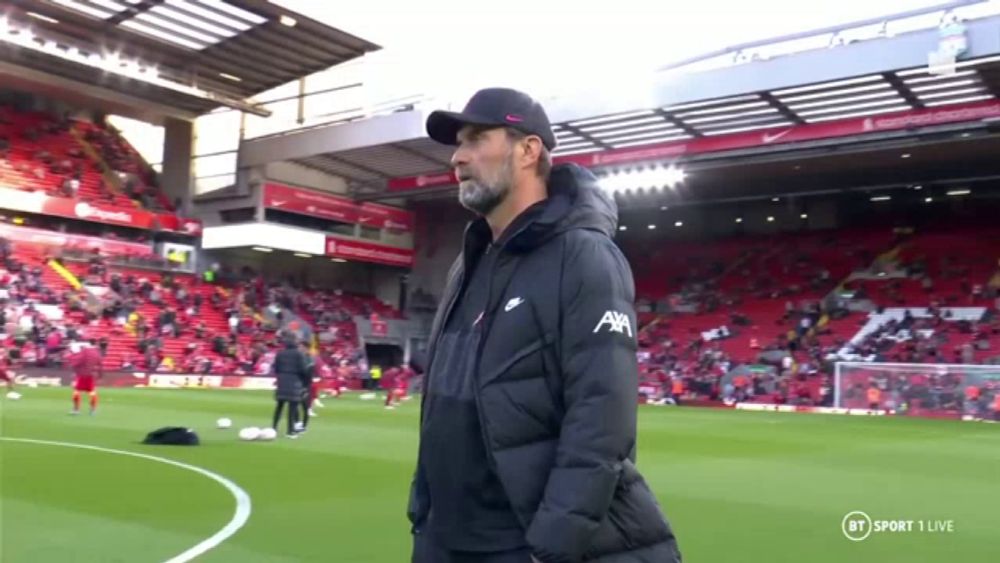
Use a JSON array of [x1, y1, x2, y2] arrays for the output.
[[761, 129, 793, 143]]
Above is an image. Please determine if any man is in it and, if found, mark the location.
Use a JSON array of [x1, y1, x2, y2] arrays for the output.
[[0, 346, 15, 393], [297, 341, 317, 430], [68, 340, 103, 415], [867, 383, 882, 411], [271, 333, 308, 439], [229, 312, 239, 337], [408, 88, 681, 563], [382, 366, 399, 410]]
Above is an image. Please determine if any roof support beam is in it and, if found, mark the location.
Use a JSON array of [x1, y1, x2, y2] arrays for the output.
[[654, 109, 702, 137], [759, 92, 806, 124], [557, 123, 613, 150], [882, 72, 924, 109]]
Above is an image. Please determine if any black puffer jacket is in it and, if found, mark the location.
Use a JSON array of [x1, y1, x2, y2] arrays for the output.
[[272, 343, 308, 402], [409, 163, 681, 562]]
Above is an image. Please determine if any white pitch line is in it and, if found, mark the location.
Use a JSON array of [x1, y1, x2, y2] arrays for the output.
[[0, 437, 252, 563]]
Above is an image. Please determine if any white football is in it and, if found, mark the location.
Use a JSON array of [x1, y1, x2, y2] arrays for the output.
[[217, 417, 233, 429], [238, 427, 261, 441], [6, 391, 21, 400], [258, 427, 277, 441]]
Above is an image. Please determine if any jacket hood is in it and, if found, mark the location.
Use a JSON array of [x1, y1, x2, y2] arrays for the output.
[[488, 163, 618, 253], [545, 162, 618, 238]]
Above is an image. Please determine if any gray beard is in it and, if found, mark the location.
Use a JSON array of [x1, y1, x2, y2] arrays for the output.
[[458, 179, 509, 216], [458, 149, 514, 216]]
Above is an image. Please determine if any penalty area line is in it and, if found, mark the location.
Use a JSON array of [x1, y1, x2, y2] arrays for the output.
[[0, 436, 251, 563]]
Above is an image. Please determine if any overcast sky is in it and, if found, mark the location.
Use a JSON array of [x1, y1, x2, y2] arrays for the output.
[[271, 0, 950, 100]]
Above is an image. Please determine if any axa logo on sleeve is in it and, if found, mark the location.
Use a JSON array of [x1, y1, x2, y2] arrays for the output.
[[593, 310, 633, 338]]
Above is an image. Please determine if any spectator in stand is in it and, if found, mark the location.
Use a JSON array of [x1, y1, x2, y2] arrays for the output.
[[212, 335, 226, 355], [33, 149, 52, 164], [255, 349, 275, 376], [108, 273, 123, 294], [149, 286, 163, 307], [228, 312, 239, 337], [165, 308, 179, 337], [143, 344, 158, 371], [157, 356, 175, 373], [18, 309, 34, 335], [45, 328, 63, 359], [181, 353, 197, 373]]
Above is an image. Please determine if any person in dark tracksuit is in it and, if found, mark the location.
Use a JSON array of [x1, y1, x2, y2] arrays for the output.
[[271, 334, 308, 438], [298, 341, 316, 432], [408, 88, 681, 563]]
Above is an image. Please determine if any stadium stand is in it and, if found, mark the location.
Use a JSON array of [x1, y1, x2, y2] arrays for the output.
[[0, 104, 169, 212], [629, 224, 1000, 407], [1, 221, 401, 387], [0, 101, 391, 381]]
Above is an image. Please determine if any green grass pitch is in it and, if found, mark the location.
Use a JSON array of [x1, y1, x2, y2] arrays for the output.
[[1, 388, 998, 562]]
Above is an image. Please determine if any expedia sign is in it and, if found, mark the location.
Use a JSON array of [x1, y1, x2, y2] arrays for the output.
[[74, 202, 133, 223]]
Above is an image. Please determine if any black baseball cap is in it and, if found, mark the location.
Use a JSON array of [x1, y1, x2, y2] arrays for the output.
[[426, 88, 557, 150]]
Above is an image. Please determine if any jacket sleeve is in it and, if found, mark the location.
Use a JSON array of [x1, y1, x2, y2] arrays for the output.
[[526, 233, 639, 563]]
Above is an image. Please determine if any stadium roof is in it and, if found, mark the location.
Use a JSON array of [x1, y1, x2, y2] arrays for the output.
[[0, 0, 380, 116], [280, 57, 1000, 190], [545, 63, 1000, 157], [235, 1, 1000, 202]]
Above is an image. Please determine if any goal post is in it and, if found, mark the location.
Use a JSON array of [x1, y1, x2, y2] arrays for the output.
[[834, 361, 1000, 419]]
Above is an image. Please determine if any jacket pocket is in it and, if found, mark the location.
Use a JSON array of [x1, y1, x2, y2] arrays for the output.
[[480, 337, 546, 385], [407, 472, 429, 532], [608, 463, 637, 548], [609, 471, 673, 549]]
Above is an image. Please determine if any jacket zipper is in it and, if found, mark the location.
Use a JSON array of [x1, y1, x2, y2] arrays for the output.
[[472, 224, 531, 475]]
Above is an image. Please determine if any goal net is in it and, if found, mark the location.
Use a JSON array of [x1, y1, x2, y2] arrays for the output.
[[834, 361, 1000, 419]]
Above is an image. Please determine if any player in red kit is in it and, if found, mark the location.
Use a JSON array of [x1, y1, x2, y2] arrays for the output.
[[394, 366, 411, 403], [311, 361, 332, 414], [0, 347, 15, 392], [306, 376, 322, 418], [333, 361, 350, 398], [382, 366, 398, 409], [68, 341, 103, 415]]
